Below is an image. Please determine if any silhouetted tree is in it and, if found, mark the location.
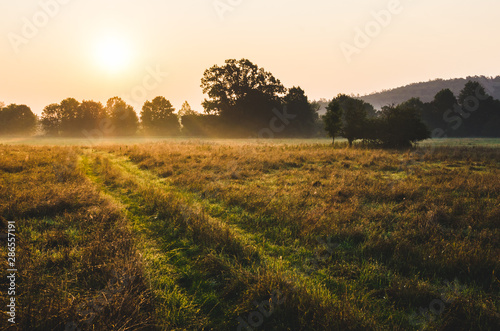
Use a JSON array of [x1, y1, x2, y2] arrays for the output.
[[458, 81, 500, 137], [41, 99, 108, 136], [201, 59, 285, 134], [283, 87, 318, 137], [106, 97, 138, 136], [41, 103, 61, 135], [458, 81, 488, 106], [201, 59, 285, 115], [378, 104, 430, 147], [333, 94, 373, 146], [79, 100, 107, 132], [421, 89, 459, 134], [433, 89, 457, 111], [59, 98, 80, 135], [141, 96, 180, 135], [323, 99, 343, 144], [0, 104, 37, 135]]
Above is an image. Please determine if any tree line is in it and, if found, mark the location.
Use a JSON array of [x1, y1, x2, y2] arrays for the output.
[[0, 103, 37, 136], [1, 59, 499, 146], [323, 94, 430, 148], [322, 80, 500, 147], [40, 96, 182, 137]]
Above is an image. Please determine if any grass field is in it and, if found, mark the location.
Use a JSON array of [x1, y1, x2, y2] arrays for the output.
[[2, 136, 500, 147], [1, 139, 499, 330]]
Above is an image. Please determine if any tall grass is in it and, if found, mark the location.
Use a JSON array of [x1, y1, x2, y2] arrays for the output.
[[0, 146, 153, 330], [1, 141, 499, 330], [103, 142, 500, 329]]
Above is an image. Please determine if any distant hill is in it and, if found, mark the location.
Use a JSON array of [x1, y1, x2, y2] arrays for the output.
[[315, 76, 500, 114]]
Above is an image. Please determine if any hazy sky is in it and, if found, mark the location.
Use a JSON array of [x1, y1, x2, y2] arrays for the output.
[[1, 0, 499, 114]]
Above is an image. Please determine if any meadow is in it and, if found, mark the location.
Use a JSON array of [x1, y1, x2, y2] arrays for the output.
[[1, 138, 499, 330]]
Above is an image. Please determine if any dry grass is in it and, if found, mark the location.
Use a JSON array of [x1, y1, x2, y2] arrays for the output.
[[102, 142, 500, 329], [0, 146, 153, 330], [1, 141, 499, 330]]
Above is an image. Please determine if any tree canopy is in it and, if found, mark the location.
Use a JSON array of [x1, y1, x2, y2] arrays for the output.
[[334, 94, 375, 146], [201, 59, 289, 134], [40, 97, 138, 136], [6, 77, 499, 140], [201, 59, 322, 136], [201, 59, 286, 116], [106, 97, 139, 136], [376, 104, 430, 147], [0, 104, 37, 136], [141, 96, 180, 135], [416, 81, 500, 137], [283, 87, 319, 137]]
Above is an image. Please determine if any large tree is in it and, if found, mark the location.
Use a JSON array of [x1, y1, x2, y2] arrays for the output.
[[458, 81, 490, 106], [333, 94, 374, 146], [141, 96, 180, 135], [41, 103, 62, 135], [79, 100, 107, 132], [377, 104, 430, 148], [0, 104, 37, 136], [201, 59, 286, 132], [433, 88, 457, 112], [106, 97, 138, 136], [59, 98, 80, 134], [423, 89, 459, 133]]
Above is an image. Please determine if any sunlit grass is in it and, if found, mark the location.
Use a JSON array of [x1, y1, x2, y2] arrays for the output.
[[1, 141, 499, 329]]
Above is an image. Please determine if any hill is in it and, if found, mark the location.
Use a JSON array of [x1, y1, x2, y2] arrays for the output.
[[315, 76, 500, 114]]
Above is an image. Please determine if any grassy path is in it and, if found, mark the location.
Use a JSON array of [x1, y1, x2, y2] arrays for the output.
[[80, 146, 500, 330], [80, 149, 395, 330], [81, 152, 214, 329]]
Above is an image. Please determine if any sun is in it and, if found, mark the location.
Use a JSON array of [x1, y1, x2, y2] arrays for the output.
[[94, 34, 133, 73]]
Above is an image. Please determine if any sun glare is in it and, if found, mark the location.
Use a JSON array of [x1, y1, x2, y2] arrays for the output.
[[94, 35, 132, 73]]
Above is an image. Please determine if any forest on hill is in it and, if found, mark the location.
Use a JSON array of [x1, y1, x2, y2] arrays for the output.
[[315, 76, 500, 114], [360, 76, 500, 110]]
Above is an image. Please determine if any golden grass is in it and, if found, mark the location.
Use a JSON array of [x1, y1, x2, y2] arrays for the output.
[[0, 146, 153, 330], [1, 142, 499, 330]]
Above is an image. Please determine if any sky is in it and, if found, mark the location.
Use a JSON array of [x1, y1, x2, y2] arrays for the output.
[[1, 0, 499, 115]]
